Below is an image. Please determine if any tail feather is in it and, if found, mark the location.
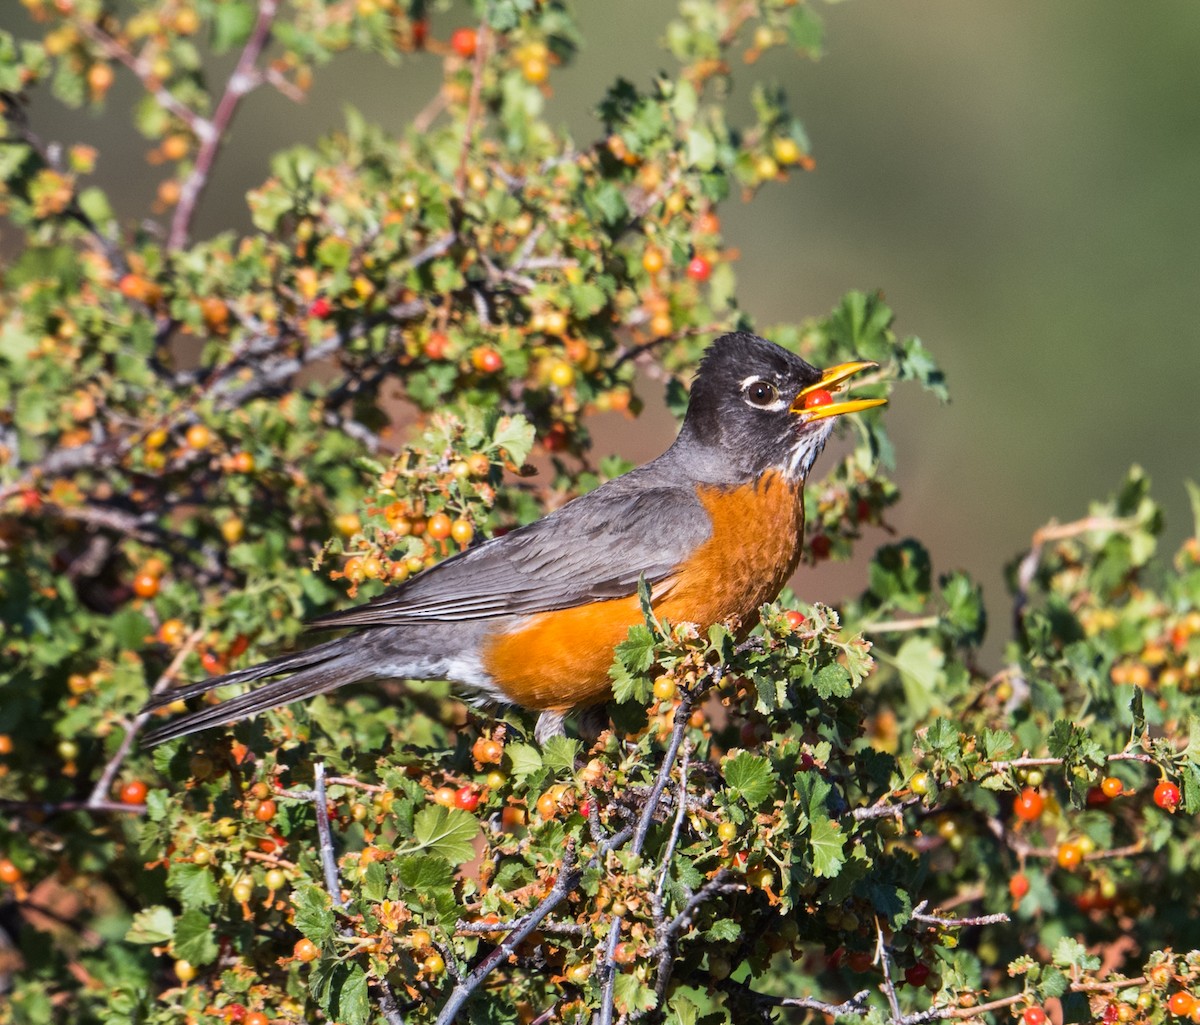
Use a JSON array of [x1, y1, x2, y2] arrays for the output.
[[140, 638, 353, 747]]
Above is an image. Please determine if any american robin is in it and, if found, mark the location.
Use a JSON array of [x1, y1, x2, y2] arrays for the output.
[[142, 332, 884, 746]]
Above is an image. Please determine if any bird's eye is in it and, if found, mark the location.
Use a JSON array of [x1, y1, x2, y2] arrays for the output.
[[745, 379, 779, 407]]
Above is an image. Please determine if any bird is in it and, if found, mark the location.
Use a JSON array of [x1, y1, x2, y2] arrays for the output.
[[141, 332, 885, 747]]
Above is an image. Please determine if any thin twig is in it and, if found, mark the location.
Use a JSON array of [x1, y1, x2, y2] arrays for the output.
[[876, 917, 904, 1021], [910, 901, 1010, 929], [436, 843, 581, 1025], [168, 0, 279, 249], [454, 20, 490, 198], [87, 627, 205, 806]]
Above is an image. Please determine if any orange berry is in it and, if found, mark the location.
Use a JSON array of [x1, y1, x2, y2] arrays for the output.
[[132, 572, 160, 599], [0, 859, 22, 884], [450, 518, 474, 546], [173, 958, 197, 983], [185, 424, 212, 450], [229, 451, 255, 473], [253, 799, 277, 822], [642, 247, 665, 274], [1056, 841, 1083, 871], [428, 513, 453, 540], [1013, 787, 1044, 822], [433, 786, 456, 807], [158, 619, 186, 645], [86, 62, 114, 96], [0, 735, 11, 756], [535, 792, 558, 819], [1169, 993, 1197, 1018], [294, 938, 319, 962], [1100, 776, 1123, 799]]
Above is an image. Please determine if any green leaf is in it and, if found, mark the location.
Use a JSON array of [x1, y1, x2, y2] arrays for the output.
[[809, 661, 852, 699], [173, 909, 218, 966], [722, 752, 774, 807], [541, 735, 581, 775], [311, 959, 371, 1025], [125, 905, 175, 945], [166, 860, 218, 911], [809, 816, 845, 877], [110, 607, 152, 650], [891, 636, 946, 719], [409, 805, 481, 865], [396, 854, 454, 892], [615, 623, 656, 674], [505, 742, 543, 780], [292, 881, 336, 945], [614, 972, 657, 1014], [1051, 937, 1100, 972]]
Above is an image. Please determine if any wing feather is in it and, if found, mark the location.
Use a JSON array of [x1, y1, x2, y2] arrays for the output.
[[307, 478, 710, 631]]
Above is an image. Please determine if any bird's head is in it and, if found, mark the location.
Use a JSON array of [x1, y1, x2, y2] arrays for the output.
[[677, 332, 886, 483]]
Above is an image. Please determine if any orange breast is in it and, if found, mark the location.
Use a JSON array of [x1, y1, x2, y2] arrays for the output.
[[481, 471, 805, 711]]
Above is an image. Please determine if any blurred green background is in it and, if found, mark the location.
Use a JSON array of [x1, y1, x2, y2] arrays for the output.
[[6, 2, 1199, 663]]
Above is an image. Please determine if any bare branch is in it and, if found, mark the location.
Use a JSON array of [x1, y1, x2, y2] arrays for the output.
[[436, 842, 580, 1025], [910, 901, 1010, 929], [168, 0, 280, 249], [87, 627, 205, 807]]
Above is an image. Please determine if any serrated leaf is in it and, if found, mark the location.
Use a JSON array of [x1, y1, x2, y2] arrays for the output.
[[1040, 966, 1069, 998], [722, 752, 774, 807], [1052, 936, 1100, 971], [704, 918, 741, 942], [505, 742, 543, 780], [396, 854, 454, 891], [125, 905, 175, 945], [311, 959, 370, 1025], [292, 881, 336, 944], [982, 728, 1015, 761], [615, 623, 656, 673], [891, 636, 945, 719], [810, 816, 845, 877], [173, 909, 218, 966], [811, 661, 852, 699], [166, 860, 218, 910], [409, 805, 481, 865], [492, 414, 535, 468], [541, 735, 581, 775], [614, 972, 657, 1014]]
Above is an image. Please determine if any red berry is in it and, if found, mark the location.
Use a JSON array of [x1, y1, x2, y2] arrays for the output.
[[1013, 787, 1045, 822], [454, 786, 479, 812], [809, 534, 831, 560], [253, 799, 277, 822], [120, 780, 148, 805], [308, 297, 332, 319], [1023, 1007, 1048, 1025], [411, 18, 428, 48], [471, 347, 503, 374], [450, 27, 477, 58], [244, 1013, 270, 1025], [686, 256, 712, 281], [1008, 873, 1030, 900], [904, 963, 930, 987], [802, 388, 833, 410], [423, 331, 450, 360], [1155, 780, 1181, 811], [784, 609, 805, 630]]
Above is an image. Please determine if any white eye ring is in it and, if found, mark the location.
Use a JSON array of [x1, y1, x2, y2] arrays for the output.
[[742, 377, 783, 408]]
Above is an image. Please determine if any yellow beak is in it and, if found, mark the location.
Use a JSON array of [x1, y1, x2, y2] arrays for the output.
[[789, 360, 888, 421]]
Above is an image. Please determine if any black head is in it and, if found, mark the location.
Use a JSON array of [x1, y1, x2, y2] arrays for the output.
[[671, 332, 884, 484]]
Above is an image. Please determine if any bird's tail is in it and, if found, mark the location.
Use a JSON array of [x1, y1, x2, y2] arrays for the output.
[[140, 636, 359, 747]]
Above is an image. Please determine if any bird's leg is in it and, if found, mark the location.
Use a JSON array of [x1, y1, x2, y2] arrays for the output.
[[577, 705, 610, 746], [534, 709, 568, 745]]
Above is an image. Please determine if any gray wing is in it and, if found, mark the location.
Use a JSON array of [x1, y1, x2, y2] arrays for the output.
[[306, 478, 711, 630]]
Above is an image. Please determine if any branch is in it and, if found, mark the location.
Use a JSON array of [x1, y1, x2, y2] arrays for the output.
[[436, 842, 580, 1025], [168, 0, 280, 249], [910, 901, 1009, 929], [454, 21, 491, 199], [87, 626, 205, 807]]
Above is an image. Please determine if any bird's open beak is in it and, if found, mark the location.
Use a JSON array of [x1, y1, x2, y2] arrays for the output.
[[790, 360, 888, 421]]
